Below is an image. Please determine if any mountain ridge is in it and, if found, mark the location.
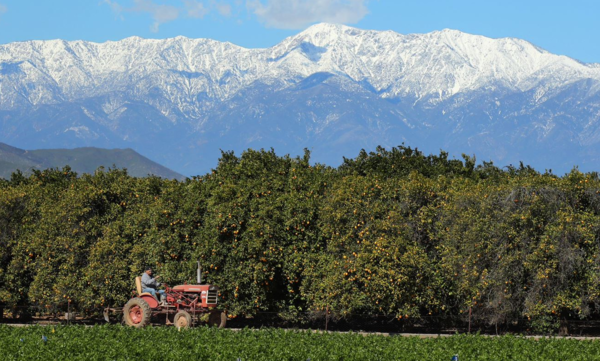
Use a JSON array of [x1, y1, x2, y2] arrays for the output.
[[1, 23, 599, 175], [3, 23, 598, 106]]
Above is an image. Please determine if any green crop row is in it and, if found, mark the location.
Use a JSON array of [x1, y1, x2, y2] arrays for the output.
[[1, 146, 600, 333], [2, 325, 599, 361]]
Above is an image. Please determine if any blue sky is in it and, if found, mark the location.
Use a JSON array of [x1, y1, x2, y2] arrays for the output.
[[0, 0, 598, 63]]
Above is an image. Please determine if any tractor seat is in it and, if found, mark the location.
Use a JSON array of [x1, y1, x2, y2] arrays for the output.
[[135, 276, 157, 298]]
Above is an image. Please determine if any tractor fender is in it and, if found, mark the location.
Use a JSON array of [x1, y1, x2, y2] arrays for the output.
[[139, 294, 159, 308]]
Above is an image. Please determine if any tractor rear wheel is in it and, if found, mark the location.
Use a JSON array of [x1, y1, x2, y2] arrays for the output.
[[123, 298, 152, 327], [174, 310, 193, 328], [208, 310, 227, 328]]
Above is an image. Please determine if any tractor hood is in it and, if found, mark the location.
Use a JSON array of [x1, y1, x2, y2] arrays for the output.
[[172, 284, 218, 293]]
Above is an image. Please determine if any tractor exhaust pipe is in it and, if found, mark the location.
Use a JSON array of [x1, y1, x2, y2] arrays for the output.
[[197, 261, 202, 284]]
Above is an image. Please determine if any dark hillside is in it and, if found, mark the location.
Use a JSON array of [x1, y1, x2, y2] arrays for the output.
[[0, 142, 184, 180]]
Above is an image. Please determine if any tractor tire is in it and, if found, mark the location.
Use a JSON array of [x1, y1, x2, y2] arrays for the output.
[[208, 310, 227, 328], [123, 298, 152, 328], [174, 310, 193, 328]]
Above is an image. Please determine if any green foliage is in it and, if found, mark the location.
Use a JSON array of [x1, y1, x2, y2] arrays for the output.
[[339, 145, 476, 179], [1, 146, 600, 332], [3, 325, 600, 361]]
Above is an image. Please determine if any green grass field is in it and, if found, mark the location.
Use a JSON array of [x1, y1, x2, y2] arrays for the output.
[[2, 325, 599, 361]]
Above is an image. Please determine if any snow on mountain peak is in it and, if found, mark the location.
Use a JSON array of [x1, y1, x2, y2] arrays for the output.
[[270, 24, 600, 99], [2, 24, 600, 176], [1, 23, 599, 111]]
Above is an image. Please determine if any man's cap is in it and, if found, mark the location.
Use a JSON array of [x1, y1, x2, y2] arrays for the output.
[[145, 266, 152, 271]]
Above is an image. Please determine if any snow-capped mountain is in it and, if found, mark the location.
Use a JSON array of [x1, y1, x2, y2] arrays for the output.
[[1, 23, 599, 175]]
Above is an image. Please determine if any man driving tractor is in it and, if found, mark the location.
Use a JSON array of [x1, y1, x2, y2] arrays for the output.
[[103, 262, 226, 328], [141, 267, 166, 305]]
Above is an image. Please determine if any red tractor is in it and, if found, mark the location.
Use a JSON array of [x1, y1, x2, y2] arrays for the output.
[[104, 263, 226, 328]]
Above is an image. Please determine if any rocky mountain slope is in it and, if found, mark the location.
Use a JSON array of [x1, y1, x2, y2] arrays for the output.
[[1, 23, 599, 175]]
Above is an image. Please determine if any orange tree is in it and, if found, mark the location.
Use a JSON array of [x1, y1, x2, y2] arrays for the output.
[[22, 168, 132, 313], [191, 149, 331, 316], [435, 168, 600, 332], [302, 171, 444, 320], [0, 175, 33, 312], [1, 168, 79, 314]]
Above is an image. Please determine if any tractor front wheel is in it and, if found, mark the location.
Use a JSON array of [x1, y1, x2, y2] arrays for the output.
[[208, 310, 227, 328], [123, 298, 152, 327], [174, 310, 193, 328]]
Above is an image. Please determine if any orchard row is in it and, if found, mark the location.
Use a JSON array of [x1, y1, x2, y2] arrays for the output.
[[1, 146, 599, 333]]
